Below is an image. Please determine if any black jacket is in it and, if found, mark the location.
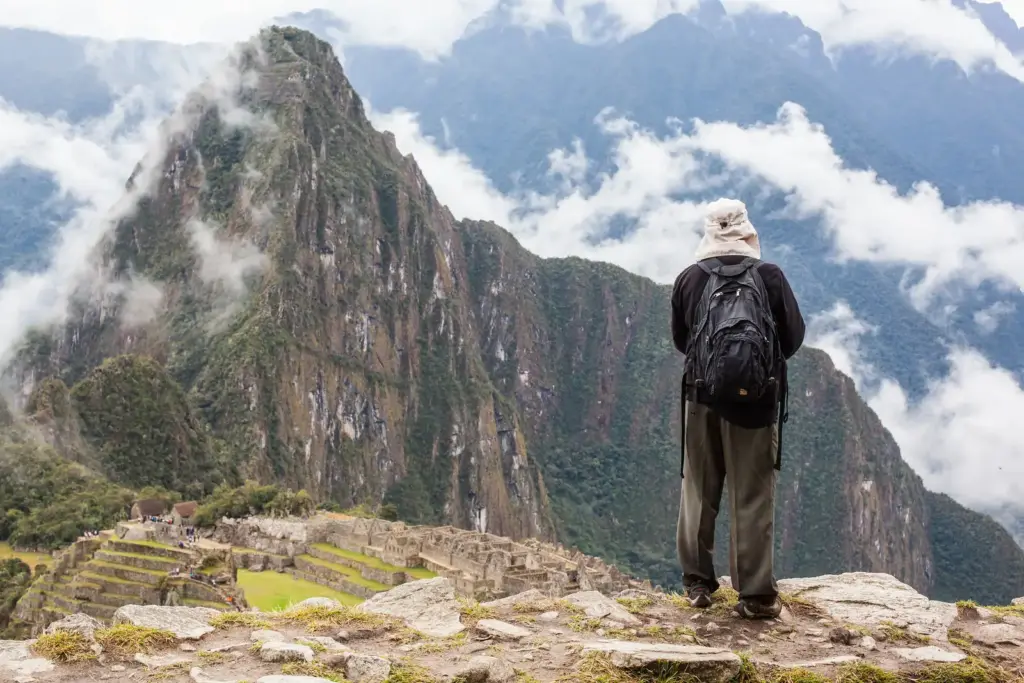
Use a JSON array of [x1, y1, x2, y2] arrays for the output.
[[671, 255, 805, 428]]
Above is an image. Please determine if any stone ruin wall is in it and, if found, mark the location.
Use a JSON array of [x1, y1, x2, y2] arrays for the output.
[[216, 514, 648, 600]]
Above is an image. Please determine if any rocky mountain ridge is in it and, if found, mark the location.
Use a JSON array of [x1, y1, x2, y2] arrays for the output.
[[6, 26, 1024, 605], [2, 572, 1023, 683]]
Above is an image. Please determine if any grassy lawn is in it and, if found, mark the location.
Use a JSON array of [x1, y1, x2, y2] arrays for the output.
[[310, 543, 436, 580], [237, 569, 364, 611], [0, 542, 52, 567]]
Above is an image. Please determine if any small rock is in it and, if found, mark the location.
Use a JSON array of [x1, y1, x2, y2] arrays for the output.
[[859, 636, 877, 651], [191, 667, 241, 683], [829, 627, 857, 645], [345, 653, 391, 683], [259, 642, 314, 663], [466, 642, 490, 654], [320, 652, 349, 669], [564, 591, 641, 626], [804, 628, 824, 637], [251, 630, 286, 643], [595, 628, 607, 637], [774, 625, 794, 634], [455, 655, 516, 683], [537, 611, 559, 622], [110, 665, 126, 672], [335, 628, 375, 642], [180, 643, 198, 652], [975, 623, 1024, 646], [44, 614, 102, 641], [757, 634, 769, 642], [209, 642, 249, 653], [893, 646, 966, 663], [289, 597, 341, 610], [523, 653, 534, 661], [256, 677, 340, 683], [537, 642, 551, 651], [135, 652, 192, 669], [735, 639, 750, 647], [1012, 597, 1023, 606], [300, 636, 348, 652], [770, 656, 860, 668], [475, 619, 532, 641], [703, 622, 721, 633]]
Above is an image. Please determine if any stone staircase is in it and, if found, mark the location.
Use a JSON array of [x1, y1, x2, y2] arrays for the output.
[[15, 536, 234, 632]]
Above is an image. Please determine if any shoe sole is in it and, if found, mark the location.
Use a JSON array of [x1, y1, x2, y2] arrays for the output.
[[688, 595, 712, 609], [734, 603, 781, 619]]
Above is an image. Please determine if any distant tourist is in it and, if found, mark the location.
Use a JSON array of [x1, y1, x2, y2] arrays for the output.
[[671, 198, 805, 619]]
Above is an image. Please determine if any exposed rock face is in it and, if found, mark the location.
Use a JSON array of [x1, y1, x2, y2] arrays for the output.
[[15, 25, 1024, 605], [777, 573, 958, 639], [357, 577, 464, 637], [43, 614, 102, 640], [113, 605, 219, 640], [581, 641, 742, 683]]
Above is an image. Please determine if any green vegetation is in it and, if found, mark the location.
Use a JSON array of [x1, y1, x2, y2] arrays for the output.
[[310, 544, 435, 579], [0, 542, 51, 567], [281, 662, 344, 682], [69, 354, 223, 497], [0, 437, 132, 550], [0, 558, 33, 637], [31, 630, 95, 663], [236, 569, 362, 611], [192, 481, 315, 527], [94, 623, 177, 659]]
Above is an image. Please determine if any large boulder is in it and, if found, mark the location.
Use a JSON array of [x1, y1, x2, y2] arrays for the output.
[[564, 591, 641, 626], [777, 573, 957, 638], [357, 577, 464, 637], [113, 605, 220, 640]]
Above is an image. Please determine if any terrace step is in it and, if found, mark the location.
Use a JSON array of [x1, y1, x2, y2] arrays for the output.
[[94, 550, 181, 573], [84, 560, 167, 586], [291, 556, 387, 600], [104, 540, 195, 562]]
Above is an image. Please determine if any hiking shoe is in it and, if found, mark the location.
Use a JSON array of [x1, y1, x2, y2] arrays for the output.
[[686, 583, 713, 609], [733, 597, 783, 619]]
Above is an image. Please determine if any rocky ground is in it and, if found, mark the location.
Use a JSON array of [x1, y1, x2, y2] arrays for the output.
[[1, 574, 1022, 683]]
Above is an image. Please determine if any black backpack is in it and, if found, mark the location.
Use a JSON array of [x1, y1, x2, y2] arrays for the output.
[[686, 257, 780, 405]]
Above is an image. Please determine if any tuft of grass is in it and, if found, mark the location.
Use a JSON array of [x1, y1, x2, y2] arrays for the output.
[[281, 661, 344, 682], [295, 638, 327, 654], [386, 662, 441, 683], [567, 615, 603, 632], [769, 669, 830, 683], [987, 604, 1024, 619], [948, 628, 975, 651], [779, 592, 826, 619], [94, 624, 176, 659], [275, 603, 397, 633], [415, 632, 466, 654], [616, 595, 655, 615], [908, 656, 1013, 683], [456, 597, 496, 623], [877, 621, 931, 645], [514, 671, 542, 683], [956, 600, 978, 610], [210, 612, 272, 629], [31, 631, 96, 663], [197, 650, 226, 665], [833, 663, 901, 683]]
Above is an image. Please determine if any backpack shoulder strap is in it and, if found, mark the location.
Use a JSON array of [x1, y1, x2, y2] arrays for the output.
[[696, 258, 722, 275]]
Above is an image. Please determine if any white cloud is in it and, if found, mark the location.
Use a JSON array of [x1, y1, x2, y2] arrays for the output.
[[373, 99, 1024, 523], [0, 35, 269, 369], [974, 300, 1017, 334], [1, 0, 1024, 82], [807, 302, 1024, 531]]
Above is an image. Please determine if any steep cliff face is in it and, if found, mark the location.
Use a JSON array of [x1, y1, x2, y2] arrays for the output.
[[14, 27, 1023, 604], [21, 27, 551, 542], [459, 220, 1024, 605]]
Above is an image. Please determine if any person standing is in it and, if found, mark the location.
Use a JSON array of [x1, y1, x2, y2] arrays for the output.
[[671, 198, 805, 619]]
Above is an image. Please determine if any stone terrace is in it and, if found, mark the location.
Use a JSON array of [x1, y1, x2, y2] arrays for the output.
[[297, 515, 643, 601], [12, 526, 240, 635]]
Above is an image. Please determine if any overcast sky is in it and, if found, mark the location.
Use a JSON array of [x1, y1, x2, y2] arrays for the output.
[[0, 0, 1022, 531]]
